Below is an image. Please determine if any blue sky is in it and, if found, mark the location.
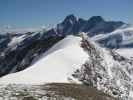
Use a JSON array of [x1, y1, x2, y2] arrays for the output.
[[0, 0, 132, 28]]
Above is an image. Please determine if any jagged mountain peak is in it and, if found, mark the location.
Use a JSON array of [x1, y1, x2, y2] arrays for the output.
[[56, 14, 124, 36], [65, 14, 77, 21], [88, 16, 105, 23], [64, 14, 105, 23], [61, 14, 78, 26]]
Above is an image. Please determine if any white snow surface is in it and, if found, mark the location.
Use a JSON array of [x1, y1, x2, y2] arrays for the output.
[[32, 34, 83, 64], [8, 35, 26, 47], [116, 48, 133, 59], [0, 35, 88, 84], [92, 25, 133, 46]]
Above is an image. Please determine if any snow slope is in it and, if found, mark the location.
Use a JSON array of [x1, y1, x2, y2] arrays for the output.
[[92, 25, 133, 41], [0, 35, 88, 84], [73, 33, 133, 99], [116, 48, 133, 59], [92, 25, 133, 48], [31, 34, 82, 64]]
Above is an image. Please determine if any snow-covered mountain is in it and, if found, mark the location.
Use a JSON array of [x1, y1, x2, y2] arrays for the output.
[[0, 32, 64, 76], [93, 25, 133, 48], [0, 15, 125, 77], [0, 33, 133, 99], [0, 35, 88, 84], [73, 34, 133, 99], [1, 14, 133, 99], [56, 14, 124, 36]]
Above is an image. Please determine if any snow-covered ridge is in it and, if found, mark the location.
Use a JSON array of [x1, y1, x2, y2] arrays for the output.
[[1, 32, 133, 99], [73, 33, 133, 99], [0, 35, 88, 84], [92, 25, 133, 40], [92, 25, 133, 48], [32, 34, 84, 64]]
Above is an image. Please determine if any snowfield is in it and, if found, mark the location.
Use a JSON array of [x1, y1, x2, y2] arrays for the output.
[[92, 25, 133, 48], [0, 35, 88, 84], [92, 25, 133, 41], [116, 48, 133, 59]]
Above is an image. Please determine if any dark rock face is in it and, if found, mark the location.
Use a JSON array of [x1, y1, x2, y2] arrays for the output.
[[56, 14, 124, 37], [0, 34, 11, 52], [57, 14, 78, 35], [0, 32, 64, 77]]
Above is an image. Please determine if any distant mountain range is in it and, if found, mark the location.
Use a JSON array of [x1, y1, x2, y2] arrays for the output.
[[46, 14, 124, 36], [92, 25, 133, 48]]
